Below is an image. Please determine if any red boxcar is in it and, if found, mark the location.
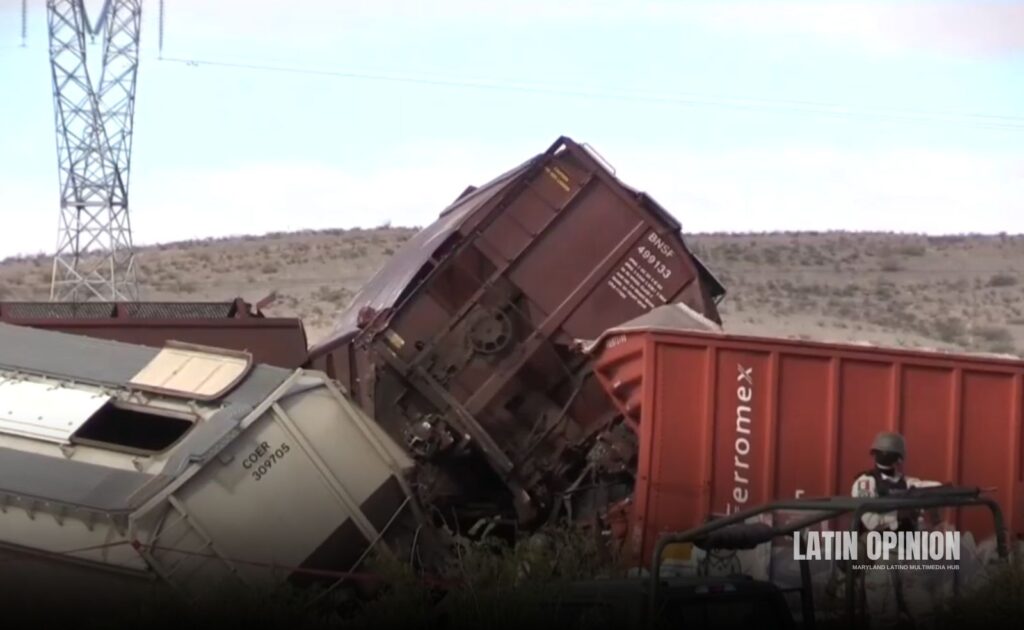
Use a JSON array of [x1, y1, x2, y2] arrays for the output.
[[590, 313, 1024, 565], [0, 298, 308, 368]]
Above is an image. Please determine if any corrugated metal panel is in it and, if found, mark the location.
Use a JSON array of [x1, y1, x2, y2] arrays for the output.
[[0, 379, 110, 443], [121, 302, 237, 319], [0, 301, 242, 320], [129, 345, 252, 400], [1, 303, 116, 319]]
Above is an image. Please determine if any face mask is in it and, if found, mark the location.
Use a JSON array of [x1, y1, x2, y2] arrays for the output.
[[873, 451, 901, 468]]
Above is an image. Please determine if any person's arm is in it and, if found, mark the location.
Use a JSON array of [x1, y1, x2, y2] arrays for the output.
[[903, 477, 944, 526], [852, 474, 897, 531]]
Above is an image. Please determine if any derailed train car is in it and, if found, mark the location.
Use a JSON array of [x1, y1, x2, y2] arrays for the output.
[[0, 297, 309, 368], [587, 310, 1024, 569], [0, 323, 431, 614], [307, 136, 725, 525]]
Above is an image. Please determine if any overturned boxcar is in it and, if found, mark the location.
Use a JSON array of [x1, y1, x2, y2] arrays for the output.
[[306, 136, 725, 526], [0, 323, 431, 614], [0, 297, 308, 368]]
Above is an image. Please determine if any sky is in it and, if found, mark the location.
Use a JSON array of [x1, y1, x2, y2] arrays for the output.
[[0, 0, 1022, 258]]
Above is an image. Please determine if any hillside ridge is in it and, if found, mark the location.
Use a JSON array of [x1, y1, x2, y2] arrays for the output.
[[2, 228, 1021, 355]]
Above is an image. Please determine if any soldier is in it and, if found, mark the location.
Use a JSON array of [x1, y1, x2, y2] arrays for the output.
[[852, 432, 937, 530], [851, 431, 942, 626]]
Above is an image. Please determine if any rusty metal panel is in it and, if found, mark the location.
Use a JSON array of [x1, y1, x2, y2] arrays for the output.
[[0, 300, 308, 369], [121, 302, 238, 319], [590, 323, 1024, 567], [0, 302, 116, 318], [307, 136, 725, 527], [321, 159, 534, 345]]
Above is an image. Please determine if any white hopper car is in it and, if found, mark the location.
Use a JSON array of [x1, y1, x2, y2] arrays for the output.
[[0, 323, 429, 614]]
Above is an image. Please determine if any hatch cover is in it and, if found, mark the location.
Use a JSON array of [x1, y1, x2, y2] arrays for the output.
[[0, 378, 111, 444], [129, 342, 253, 400]]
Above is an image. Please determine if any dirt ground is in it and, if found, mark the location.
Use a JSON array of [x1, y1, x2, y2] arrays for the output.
[[1, 229, 1022, 357]]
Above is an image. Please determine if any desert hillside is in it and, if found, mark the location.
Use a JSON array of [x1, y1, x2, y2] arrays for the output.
[[1, 229, 1022, 356]]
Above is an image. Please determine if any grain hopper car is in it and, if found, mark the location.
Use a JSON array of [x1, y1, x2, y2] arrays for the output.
[[0, 323, 432, 614], [306, 136, 725, 527]]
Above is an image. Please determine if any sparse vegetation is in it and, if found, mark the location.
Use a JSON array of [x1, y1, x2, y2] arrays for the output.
[[989, 273, 1019, 288], [697, 232, 1023, 355], [896, 244, 927, 257], [25, 525, 618, 630], [1, 230, 1021, 354], [879, 257, 906, 273], [935, 555, 1024, 630], [975, 325, 1014, 344], [348, 525, 619, 630], [933, 317, 968, 344]]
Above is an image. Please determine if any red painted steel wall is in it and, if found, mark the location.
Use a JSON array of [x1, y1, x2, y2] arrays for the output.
[[0, 302, 308, 368], [593, 329, 1024, 565], [21, 321, 310, 368]]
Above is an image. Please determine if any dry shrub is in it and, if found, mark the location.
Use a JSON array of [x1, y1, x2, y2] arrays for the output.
[[988, 273, 1019, 288], [896, 244, 927, 257], [933, 317, 967, 344], [935, 556, 1024, 630], [348, 525, 619, 630], [975, 326, 1014, 344], [879, 258, 905, 273]]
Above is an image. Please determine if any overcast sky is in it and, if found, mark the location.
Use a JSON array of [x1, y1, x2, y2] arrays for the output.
[[0, 0, 1022, 258]]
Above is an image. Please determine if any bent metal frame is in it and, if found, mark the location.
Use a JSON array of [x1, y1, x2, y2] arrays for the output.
[[649, 486, 1009, 628]]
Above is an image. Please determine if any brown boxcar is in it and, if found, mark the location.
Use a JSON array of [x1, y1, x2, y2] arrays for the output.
[[590, 316, 1024, 566], [307, 136, 725, 525], [0, 298, 308, 368]]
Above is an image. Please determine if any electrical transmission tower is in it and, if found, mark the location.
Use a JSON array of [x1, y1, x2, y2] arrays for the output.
[[47, 0, 141, 302]]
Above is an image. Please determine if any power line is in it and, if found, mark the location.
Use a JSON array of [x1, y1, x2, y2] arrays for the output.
[[157, 55, 1024, 131]]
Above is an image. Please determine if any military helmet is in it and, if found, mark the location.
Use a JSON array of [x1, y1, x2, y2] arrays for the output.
[[870, 431, 906, 459]]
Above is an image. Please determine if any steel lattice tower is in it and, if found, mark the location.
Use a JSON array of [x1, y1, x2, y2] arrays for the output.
[[47, 0, 141, 302]]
